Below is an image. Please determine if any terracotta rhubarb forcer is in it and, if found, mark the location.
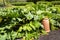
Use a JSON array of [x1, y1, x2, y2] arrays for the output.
[[42, 17, 50, 33]]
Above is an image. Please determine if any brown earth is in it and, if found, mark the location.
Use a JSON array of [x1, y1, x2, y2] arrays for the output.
[[39, 29, 60, 40]]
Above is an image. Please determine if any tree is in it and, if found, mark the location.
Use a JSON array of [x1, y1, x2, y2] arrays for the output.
[[3, 0, 5, 6], [2, 0, 12, 7]]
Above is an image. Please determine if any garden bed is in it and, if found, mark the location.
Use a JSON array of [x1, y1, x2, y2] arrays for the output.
[[15, 29, 60, 40], [0, 2, 60, 40]]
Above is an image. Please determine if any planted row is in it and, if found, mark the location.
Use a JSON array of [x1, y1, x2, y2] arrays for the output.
[[0, 3, 60, 40]]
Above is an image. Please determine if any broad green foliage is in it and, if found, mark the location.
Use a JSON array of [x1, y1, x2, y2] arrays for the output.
[[0, 2, 60, 40]]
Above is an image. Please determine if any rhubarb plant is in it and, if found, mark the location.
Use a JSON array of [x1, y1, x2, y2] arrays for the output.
[[0, 2, 60, 40]]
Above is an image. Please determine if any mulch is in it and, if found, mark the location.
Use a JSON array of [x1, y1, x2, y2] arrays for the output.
[[39, 29, 60, 40]]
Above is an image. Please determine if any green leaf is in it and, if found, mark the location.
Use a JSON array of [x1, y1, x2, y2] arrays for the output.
[[18, 26, 23, 32], [29, 21, 36, 30], [33, 21, 41, 28], [0, 33, 7, 40], [0, 17, 2, 23], [23, 25, 27, 31], [25, 12, 33, 20], [11, 31, 17, 40]]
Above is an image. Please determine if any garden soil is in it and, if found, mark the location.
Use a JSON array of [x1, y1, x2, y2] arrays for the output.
[[39, 29, 60, 40]]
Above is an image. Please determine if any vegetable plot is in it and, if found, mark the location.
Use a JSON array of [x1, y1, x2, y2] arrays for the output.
[[0, 3, 60, 40]]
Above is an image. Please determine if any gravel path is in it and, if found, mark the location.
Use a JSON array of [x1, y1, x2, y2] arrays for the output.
[[39, 29, 60, 40]]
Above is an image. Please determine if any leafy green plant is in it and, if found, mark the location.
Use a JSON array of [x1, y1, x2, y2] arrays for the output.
[[0, 2, 60, 40]]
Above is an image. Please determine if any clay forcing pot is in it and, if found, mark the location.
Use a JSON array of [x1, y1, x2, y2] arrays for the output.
[[42, 17, 50, 33]]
